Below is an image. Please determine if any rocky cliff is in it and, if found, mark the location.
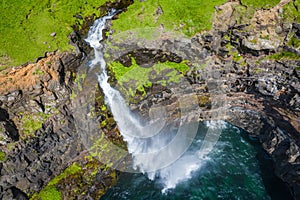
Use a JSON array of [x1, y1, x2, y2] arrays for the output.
[[0, 0, 300, 199]]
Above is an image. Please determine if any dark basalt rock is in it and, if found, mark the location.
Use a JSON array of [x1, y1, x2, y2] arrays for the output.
[[1, 1, 300, 200], [1, 187, 28, 200], [0, 107, 19, 143], [115, 49, 183, 67], [103, 18, 300, 198], [0, 49, 91, 199]]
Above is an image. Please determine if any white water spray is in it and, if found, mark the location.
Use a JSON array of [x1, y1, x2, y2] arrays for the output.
[[84, 11, 223, 193]]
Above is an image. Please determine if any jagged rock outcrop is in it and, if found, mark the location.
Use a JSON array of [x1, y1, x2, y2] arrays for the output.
[[102, 1, 300, 198], [0, 51, 119, 199], [0, 1, 134, 199], [0, 0, 299, 199], [0, 52, 78, 197]]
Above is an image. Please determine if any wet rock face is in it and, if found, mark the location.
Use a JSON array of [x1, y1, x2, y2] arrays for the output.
[[0, 107, 19, 144], [2, 187, 28, 200], [0, 1, 299, 200], [0, 52, 82, 198], [102, 2, 300, 197], [0, 45, 120, 200], [0, 1, 134, 198], [123, 51, 300, 198], [115, 48, 183, 67]]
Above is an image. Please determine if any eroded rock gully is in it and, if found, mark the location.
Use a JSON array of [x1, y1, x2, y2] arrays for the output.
[[0, 50, 120, 199], [0, 1, 300, 199]]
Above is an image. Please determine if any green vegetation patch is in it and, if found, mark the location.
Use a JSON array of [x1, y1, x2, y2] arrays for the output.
[[108, 57, 190, 99], [225, 42, 244, 62], [241, 0, 280, 9], [155, 61, 190, 75], [231, 5, 256, 25], [288, 35, 300, 49], [48, 163, 82, 185], [74, 72, 87, 91], [0, 0, 112, 67], [32, 187, 62, 200], [111, 0, 227, 37], [232, 0, 280, 25], [0, 151, 6, 162], [266, 51, 300, 60], [109, 57, 152, 97], [31, 163, 82, 200], [283, 0, 300, 23], [109, 57, 148, 83], [21, 112, 51, 138], [89, 133, 126, 163], [31, 158, 117, 199]]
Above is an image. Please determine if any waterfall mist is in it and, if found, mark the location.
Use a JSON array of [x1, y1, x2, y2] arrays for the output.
[[84, 11, 222, 192]]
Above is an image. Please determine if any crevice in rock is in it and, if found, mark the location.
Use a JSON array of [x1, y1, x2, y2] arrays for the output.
[[0, 107, 19, 142], [114, 49, 183, 67], [10, 187, 28, 200]]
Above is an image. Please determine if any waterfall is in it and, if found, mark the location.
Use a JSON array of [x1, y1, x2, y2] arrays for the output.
[[84, 11, 222, 193]]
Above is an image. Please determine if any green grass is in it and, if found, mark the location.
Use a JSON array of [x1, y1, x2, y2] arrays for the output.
[[156, 61, 190, 75], [21, 112, 51, 138], [31, 163, 82, 200], [225, 42, 244, 62], [283, 0, 300, 23], [231, 0, 280, 25], [0, 151, 6, 162], [241, 0, 280, 9], [47, 163, 82, 186], [108, 57, 141, 81], [231, 5, 256, 25], [111, 0, 228, 37], [108, 57, 152, 96], [288, 36, 300, 49], [0, 0, 113, 67], [32, 187, 62, 200], [108, 58, 190, 98], [266, 51, 300, 60], [31, 159, 117, 199], [33, 67, 45, 76], [1, 0, 286, 68]]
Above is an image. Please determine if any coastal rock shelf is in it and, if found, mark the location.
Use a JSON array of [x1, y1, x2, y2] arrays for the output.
[[0, 0, 299, 199]]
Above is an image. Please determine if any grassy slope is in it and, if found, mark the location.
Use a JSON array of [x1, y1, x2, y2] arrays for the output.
[[111, 0, 282, 38], [0, 0, 111, 67], [109, 0, 286, 86], [241, 0, 280, 9], [1, 0, 284, 67], [283, 0, 300, 23], [111, 0, 228, 37]]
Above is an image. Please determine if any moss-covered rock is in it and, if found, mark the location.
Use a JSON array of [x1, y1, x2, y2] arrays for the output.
[[241, 0, 280, 9], [20, 112, 52, 139], [283, 0, 300, 23], [108, 56, 190, 102], [0, 150, 6, 162], [265, 51, 300, 60], [31, 160, 117, 200]]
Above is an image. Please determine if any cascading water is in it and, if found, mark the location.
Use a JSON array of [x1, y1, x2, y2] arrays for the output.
[[84, 11, 222, 193], [81, 11, 294, 200]]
